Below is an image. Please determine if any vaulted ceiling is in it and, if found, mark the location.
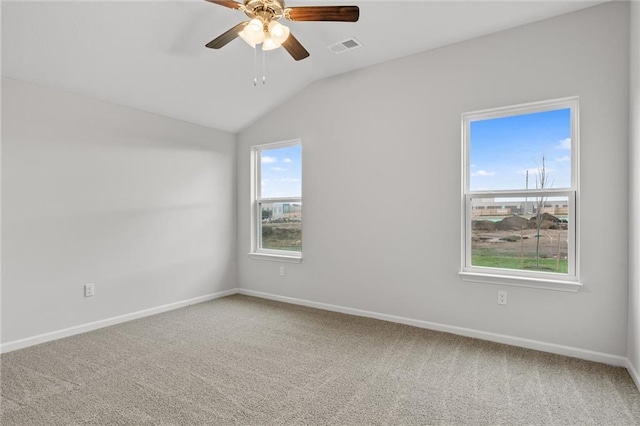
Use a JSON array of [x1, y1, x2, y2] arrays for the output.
[[2, 1, 606, 133]]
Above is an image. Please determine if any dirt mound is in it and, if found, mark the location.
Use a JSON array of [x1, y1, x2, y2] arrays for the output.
[[529, 213, 562, 229], [496, 215, 532, 231], [538, 220, 555, 229], [529, 212, 560, 223], [472, 220, 497, 231], [473, 213, 564, 232]]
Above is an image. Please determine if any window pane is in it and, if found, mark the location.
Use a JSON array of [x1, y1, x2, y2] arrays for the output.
[[469, 108, 571, 191], [260, 202, 302, 252], [260, 145, 301, 198], [470, 196, 569, 273]]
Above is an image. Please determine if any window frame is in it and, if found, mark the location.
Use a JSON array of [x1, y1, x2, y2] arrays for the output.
[[250, 139, 303, 263], [459, 97, 581, 292]]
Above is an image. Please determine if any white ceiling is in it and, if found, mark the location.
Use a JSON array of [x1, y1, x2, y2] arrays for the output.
[[2, 0, 606, 133]]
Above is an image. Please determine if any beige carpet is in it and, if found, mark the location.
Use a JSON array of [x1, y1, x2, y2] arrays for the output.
[[1, 294, 639, 425]]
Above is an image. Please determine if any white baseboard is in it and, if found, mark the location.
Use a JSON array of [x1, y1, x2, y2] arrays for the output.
[[238, 288, 628, 368], [3, 286, 633, 376], [627, 359, 640, 391], [0, 288, 239, 354]]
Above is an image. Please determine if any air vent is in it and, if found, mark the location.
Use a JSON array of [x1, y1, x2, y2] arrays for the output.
[[328, 37, 363, 54]]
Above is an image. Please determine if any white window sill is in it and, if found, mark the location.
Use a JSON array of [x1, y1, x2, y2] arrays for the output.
[[249, 252, 303, 263], [458, 271, 582, 292]]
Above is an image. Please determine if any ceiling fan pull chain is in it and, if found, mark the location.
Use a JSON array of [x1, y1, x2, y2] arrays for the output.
[[253, 46, 258, 87], [262, 49, 266, 85]]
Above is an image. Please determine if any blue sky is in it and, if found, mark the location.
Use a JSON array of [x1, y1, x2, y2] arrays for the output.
[[469, 108, 571, 191], [260, 144, 302, 198]]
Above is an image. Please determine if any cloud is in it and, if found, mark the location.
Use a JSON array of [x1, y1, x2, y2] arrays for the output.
[[261, 156, 277, 164], [278, 178, 300, 183], [283, 158, 292, 163], [271, 167, 286, 172], [471, 170, 495, 177], [555, 138, 571, 150], [555, 155, 571, 162]]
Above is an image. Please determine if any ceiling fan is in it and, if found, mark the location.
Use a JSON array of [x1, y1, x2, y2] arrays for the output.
[[204, 0, 359, 61]]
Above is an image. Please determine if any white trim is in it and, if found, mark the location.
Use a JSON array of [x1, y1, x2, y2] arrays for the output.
[[249, 252, 303, 263], [627, 359, 640, 392], [458, 271, 582, 292], [251, 139, 303, 256], [463, 96, 579, 122], [2, 287, 634, 382], [0, 289, 238, 354], [238, 288, 626, 367], [461, 97, 580, 288], [252, 138, 301, 151], [467, 189, 573, 198]]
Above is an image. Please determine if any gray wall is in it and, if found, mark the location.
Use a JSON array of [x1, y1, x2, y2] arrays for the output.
[[1, 78, 237, 343], [237, 3, 630, 357], [629, 0, 640, 378]]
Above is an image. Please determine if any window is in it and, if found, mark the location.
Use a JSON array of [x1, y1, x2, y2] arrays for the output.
[[251, 140, 302, 262], [460, 98, 580, 291]]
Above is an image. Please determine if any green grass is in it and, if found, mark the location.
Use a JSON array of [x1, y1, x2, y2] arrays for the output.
[[261, 225, 301, 252], [472, 250, 568, 273]]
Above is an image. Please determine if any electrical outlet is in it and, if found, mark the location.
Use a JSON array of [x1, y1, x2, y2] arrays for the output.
[[279, 266, 285, 276], [498, 291, 507, 305], [84, 283, 95, 297]]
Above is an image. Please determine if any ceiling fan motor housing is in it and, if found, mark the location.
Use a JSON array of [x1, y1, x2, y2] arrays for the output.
[[244, 0, 285, 22]]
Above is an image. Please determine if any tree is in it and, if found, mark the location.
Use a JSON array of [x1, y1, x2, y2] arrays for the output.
[[534, 155, 549, 269]]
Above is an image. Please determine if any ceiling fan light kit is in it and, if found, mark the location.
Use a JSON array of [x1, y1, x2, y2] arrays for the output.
[[205, 0, 359, 61], [268, 21, 290, 45], [241, 18, 265, 46]]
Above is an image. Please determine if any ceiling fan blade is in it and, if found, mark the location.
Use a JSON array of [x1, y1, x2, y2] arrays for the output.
[[285, 6, 359, 22], [205, 21, 248, 49], [204, 0, 244, 10], [282, 33, 310, 61]]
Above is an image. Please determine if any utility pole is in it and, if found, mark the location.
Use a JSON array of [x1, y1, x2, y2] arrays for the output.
[[525, 170, 529, 215]]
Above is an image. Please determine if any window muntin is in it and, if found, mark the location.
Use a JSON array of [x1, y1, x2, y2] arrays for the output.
[[252, 140, 302, 259], [462, 98, 579, 285]]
